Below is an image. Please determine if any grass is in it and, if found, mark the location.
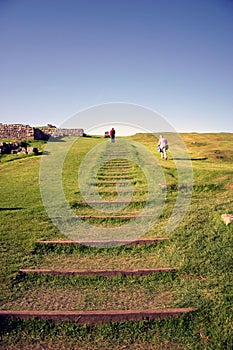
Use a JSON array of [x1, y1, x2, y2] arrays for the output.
[[1, 273, 176, 311], [1, 316, 195, 350], [0, 133, 233, 349], [24, 241, 172, 270]]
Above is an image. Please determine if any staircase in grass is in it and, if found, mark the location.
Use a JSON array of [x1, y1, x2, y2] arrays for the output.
[[0, 148, 197, 324]]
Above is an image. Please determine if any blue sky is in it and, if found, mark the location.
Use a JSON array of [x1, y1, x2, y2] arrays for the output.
[[0, 0, 232, 134]]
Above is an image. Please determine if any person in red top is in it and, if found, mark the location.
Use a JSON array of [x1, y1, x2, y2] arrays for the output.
[[110, 128, 116, 143]]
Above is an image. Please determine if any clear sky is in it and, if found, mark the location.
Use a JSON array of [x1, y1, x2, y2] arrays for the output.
[[0, 0, 232, 134]]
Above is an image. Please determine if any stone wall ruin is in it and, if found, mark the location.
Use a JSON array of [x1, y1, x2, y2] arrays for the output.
[[0, 123, 84, 141], [0, 123, 34, 140]]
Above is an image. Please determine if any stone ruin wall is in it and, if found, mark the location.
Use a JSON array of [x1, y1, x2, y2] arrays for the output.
[[37, 126, 84, 139], [50, 128, 84, 138], [0, 123, 34, 140], [0, 123, 84, 140]]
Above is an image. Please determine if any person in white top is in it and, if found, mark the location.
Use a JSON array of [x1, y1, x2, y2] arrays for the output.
[[158, 135, 168, 160]]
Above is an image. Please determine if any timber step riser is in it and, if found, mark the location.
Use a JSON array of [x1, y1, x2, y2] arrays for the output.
[[37, 238, 169, 247], [96, 175, 135, 177], [56, 215, 152, 219], [73, 201, 148, 205], [95, 183, 136, 185], [0, 308, 197, 325], [19, 267, 178, 277]]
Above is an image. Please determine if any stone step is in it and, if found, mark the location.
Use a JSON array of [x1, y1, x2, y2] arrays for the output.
[[19, 267, 178, 277], [37, 238, 168, 247], [0, 308, 197, 324]]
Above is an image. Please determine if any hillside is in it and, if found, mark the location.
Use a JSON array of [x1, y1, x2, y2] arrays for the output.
[[0, 133, 232, 349]]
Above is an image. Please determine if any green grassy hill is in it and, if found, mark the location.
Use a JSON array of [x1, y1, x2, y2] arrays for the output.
[[0, 133, 232, 349]]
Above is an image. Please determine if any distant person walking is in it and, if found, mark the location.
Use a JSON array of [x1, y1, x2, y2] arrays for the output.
[[110, 128, 116, 143], [158, 135, 168, 160]]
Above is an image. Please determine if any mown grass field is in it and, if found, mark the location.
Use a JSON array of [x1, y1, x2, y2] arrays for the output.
[[0, 133, 233, 349]]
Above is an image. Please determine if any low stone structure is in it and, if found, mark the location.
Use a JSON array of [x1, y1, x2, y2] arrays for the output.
[[0, 123, 84, 141], [0, 123, 34, 140], [0, 141, 38, 155], [51, 128, 84, 138]]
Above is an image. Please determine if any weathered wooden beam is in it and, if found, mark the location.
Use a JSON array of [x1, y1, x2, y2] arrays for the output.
[[19, 267, 178, 277], [37, 238, 168, 247], [0, 308, 197, 324], [74, 200, 146, 205], [56, 215, 151, 219]]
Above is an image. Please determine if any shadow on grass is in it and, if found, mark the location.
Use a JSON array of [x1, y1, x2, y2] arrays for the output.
[[173, 157, 208, 161], [0, 207, 24, 211]]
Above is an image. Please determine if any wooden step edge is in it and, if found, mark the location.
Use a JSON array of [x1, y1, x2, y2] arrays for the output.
[[19, 267, 178, 277], [97, 176, 134, 179], [100, 163, 132, 166], [98, 170, 136, 173], [93, 190, 148, 193], [100, 166, 132, 170], [73, 200, 147, 205], [98, 166, 133, 169], [56, 215, 152, 219], [95, 181, 134, 185], [96, 177, 139, 180], [104, 152, 130, 154], [37, 238, 169, 246], [100, 166, 132, 168], [0, 308, 197, 324], [101, 157, 130, 160], [97, 173, 136, 176]]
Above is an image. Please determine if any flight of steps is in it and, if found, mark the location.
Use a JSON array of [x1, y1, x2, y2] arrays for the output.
[[0, 143, 196, 326]]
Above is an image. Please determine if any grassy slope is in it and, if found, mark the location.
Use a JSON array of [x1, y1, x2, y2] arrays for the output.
[[0, 133, 233, 349]]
